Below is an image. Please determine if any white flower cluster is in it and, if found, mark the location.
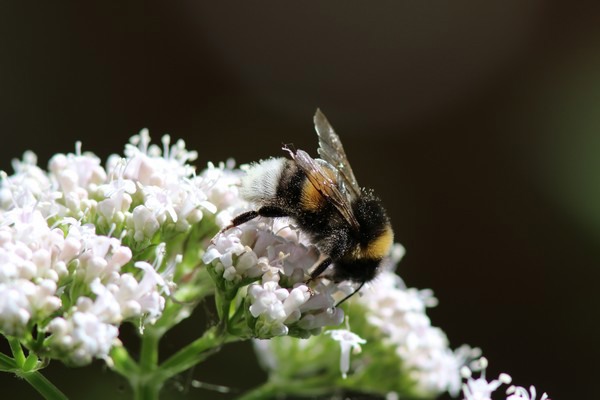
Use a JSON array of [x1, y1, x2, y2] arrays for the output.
[[103, 130, 216, 239], [0, 130, 213, 365], [0, 207, 69, 337], [0, 205, 167, 364], [460, 357, 550, 400], [203, 217, 344, 338], [199, 160, 246, 229], [358, 267, 479, 397], [200, 162, 346, 338]]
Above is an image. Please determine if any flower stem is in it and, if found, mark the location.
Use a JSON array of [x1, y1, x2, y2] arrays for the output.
[[132, 378, 162, 400], [158, 325, 238, 381], [116, 324, 236, 399], [236, 377, 335, 400], [3, 339, 67, 400], [0, 352, 17, 371], [18, 370, 69, 400], [131, 330, 162, 400], [8, 337, 26, 366], [110, 346, 139, 377], [234, 380, 331, 400], [139, 330, 160, 373], [233, 382, 280, 400]]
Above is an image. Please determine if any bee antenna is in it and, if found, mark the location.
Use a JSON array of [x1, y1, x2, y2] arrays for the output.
[[335, 280, 366, 307], [282, 143, 296, 154]]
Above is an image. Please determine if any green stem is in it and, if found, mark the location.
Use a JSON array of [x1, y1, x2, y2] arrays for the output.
[[110, 335, 162, 400], [23, 353, 39, 371], [125, 326, 236, 399], [8, 337, 26, 366], [234, 380, 332, 400], [158, 325, 238, 381], [234, 382, 280, 400], [110, 345, 139, 378], [18, 370, 69, 400], [0, 352, 17, 371], [132, 378, 162, 400], [131, 330, 162, 400], [139, 330, 160, 373], [4, 337, 68, 399]]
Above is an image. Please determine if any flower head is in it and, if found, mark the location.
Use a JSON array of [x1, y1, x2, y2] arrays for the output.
[[459, 358, 550, 400], [357, 269, 478, 397], [199, 159, 351, 339], [203, 215, 345, 338], [460, 358, 512, 400], [506, 385, 550, 400], [46, 309, 120, 366], [0, 130, 211, 365]]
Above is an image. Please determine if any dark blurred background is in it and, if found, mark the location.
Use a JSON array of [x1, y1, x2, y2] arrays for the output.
[[1, 1, 599, 399]]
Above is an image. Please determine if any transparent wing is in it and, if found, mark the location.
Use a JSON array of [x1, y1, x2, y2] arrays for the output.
[[286, 147, 360, 232], [314, 109, 362, 199]]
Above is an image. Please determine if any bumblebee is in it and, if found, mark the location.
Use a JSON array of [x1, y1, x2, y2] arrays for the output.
[[221, 109, 393, 302]]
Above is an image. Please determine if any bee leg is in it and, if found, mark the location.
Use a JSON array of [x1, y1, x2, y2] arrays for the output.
[[229, 206, 288, 228], [212, 206, 290, 243], [211, 210, 260, 243], [230, 210, 260, 227], [226, 206, 289, 229], [217, 210, 259, 233], [255, 206, 288, 218]]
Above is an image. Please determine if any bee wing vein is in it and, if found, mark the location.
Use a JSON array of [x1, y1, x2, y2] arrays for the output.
[[314, 109, 362, 198], [292, 149, 360, 232]]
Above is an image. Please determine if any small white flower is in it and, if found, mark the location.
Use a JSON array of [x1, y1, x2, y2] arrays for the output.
[[130, 205, 160, 242], [506, 385, 550, 400], [282, 285, 311, 323], [247, 282, 312, 337], [46, 311, 119, 366], [46, 143, 107, 219], [0, 279, 60, 336], [0, 208, 79, 335], [156, 179, 213, 230], [112, 130, 197, 187], [96, 166, 136, 224], [141, 184, 179, 225], [73, 227, 132, 284], [199, 161, 244, 222], [128, 261, 167, 324], [0, 152, 54, 211], [460, 358, 512, 400], [325, 329, 367, 378], [48, 143, 107, 193], [249, 281, 289, 320], [84, 280, 123, 324]]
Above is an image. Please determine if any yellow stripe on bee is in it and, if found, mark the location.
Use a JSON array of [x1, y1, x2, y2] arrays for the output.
[[359, 225, 394, 259], [301, 179, 326, 211], [300, 167, 336, 212]]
